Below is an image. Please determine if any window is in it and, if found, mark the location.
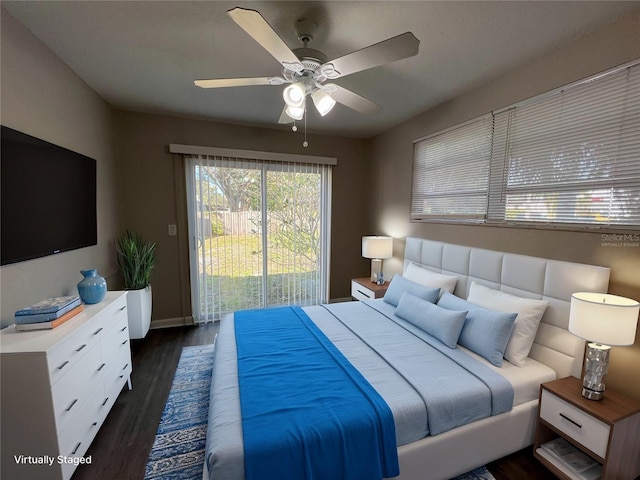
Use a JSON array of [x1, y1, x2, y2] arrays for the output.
[[411, 116, 493, 221], [178, 147, 334, 322], [412, 60, 640, 230]]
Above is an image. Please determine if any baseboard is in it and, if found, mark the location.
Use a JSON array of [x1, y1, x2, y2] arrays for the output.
[[329, 296, 352, 303], [150, 316, 195, 329]]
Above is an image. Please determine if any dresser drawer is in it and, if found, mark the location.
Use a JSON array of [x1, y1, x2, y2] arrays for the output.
[[540, 389, 610, 458], [51, 345, 103, 434], [101, 318, 130, 361], [96, 297, 128, 335], [58, 391, 109, 480], [47, 318, 104, 385], [104, 349, 132, 395]]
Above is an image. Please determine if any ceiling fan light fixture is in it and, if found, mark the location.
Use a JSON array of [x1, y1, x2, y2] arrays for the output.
[[311, 89, 336, 116], [283, 82, 306, 108], [285, 103, 305, 121]]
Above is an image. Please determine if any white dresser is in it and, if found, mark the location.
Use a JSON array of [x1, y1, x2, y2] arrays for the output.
[[0, 291, 132, 480]]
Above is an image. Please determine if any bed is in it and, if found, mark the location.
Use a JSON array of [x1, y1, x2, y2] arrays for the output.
[[204, 237, 611, 480]]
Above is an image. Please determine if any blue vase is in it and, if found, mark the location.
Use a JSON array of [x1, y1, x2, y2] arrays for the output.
[[77, 269, 107, 304]]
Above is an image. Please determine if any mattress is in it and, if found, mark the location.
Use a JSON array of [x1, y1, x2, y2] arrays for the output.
[[204, 299, 556, 480], [458, 345, 556, 406]]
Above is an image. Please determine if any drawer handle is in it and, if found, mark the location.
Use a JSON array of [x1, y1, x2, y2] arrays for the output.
[[118, 305, 127, 311], [92, 422, 98, 427], [75, 344, 87, 352], [97, 363, 106, 372], [121, 340, 128, 345], [93, 327, 104, 335], [57, 360, 69, 370], [357, 289, 371, 298], [65, 399, 78, 412], [71, 442, 81, 455], [120, 326, 127, 332], [559, 412, 582, 429], [122, 363, 129, 370], [102, 397, 109, 406]]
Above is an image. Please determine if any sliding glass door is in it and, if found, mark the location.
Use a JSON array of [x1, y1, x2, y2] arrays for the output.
[[185, 155, 331, 322]]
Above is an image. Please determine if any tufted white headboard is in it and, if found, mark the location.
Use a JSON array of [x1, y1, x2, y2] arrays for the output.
[[403, 237, 611, 378]]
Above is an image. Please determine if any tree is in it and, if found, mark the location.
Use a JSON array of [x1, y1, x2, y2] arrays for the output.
[[266, 170, 320, 269], [196, 163, 322, 268], [196, 165, 260, 212]]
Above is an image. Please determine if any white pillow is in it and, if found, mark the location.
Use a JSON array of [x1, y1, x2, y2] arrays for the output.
[[404, 263, 458, 297], [467, 281, 548, 367]]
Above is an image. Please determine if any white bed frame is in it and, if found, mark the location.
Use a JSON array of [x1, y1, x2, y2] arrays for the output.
[[394, 238, 610, 480]]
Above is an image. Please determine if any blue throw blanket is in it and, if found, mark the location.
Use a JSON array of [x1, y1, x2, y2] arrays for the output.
[[234, 306, 399, 480]]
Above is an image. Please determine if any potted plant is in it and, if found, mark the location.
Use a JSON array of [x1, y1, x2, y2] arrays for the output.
[[116, 231, 156, 339]]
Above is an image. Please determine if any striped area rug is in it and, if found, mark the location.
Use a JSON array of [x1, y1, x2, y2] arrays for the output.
[[144, 342, 495, 480]]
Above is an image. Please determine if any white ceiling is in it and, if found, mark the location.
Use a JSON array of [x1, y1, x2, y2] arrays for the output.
[[3, 1, 639, 138]]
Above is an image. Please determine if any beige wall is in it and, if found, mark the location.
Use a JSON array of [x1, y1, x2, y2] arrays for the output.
[[0, 10, 120, 327], [370, 11, 640, 400], [116, 111, 372, 325]]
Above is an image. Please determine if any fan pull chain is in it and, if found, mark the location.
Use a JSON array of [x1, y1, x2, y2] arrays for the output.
[[303, 108, 309, 147]]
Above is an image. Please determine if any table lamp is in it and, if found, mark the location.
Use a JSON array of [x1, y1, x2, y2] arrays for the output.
[[568, 292, 639, 400], [362, 236, 393, 283]]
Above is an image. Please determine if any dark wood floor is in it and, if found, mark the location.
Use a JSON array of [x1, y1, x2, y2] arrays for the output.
[[73, 323, 556, 480]]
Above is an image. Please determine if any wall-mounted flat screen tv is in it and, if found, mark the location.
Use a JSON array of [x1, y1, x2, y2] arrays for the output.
[[1, 126, 97, 266]]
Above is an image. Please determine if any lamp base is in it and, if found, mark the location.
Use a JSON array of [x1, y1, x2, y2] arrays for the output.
[[581, 386, 605, 401], [581, 342, 610, 401], [370, 259, 382, 283]]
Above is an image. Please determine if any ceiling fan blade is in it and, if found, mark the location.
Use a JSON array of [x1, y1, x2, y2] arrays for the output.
[[227, 8, 303, 73], [194, 77, 281, 88], [322, 32, 419, 78], [330, 85, 381, 114]]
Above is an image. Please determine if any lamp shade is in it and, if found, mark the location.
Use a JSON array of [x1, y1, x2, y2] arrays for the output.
[[285, 103, 305, 121], [362, 236, 393, 259], [569, 292, 639, 346], [283, 83, 306, 108], [311, 89, 336, 116]]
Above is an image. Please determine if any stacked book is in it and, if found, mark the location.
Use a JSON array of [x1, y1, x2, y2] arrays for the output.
[[14, 296, 84, 331], [538, 437, 602, 480]]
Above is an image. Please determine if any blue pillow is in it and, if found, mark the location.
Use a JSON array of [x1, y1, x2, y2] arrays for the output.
[[395, 292, 467, 348], [383, 274, 440, 307], [437, 291, 517, 367]]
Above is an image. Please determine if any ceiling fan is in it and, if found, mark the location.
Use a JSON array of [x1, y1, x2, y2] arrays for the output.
[[195, 7, 420, 128]]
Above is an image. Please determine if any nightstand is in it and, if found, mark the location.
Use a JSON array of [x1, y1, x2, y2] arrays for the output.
[[351, 277, 388, 301], [534, 376, 640, 480]]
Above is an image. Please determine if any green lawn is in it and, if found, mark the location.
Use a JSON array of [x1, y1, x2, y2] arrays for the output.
[[196, 234, 320, 318], [200, 234, 316, 276]]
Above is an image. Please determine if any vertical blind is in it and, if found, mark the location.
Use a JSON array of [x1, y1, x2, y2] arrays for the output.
[[412, 60, 640, 229], [185, 154, 332, 323]]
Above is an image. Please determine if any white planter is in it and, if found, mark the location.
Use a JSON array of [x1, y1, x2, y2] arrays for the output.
[[126, 285, 152, 339]]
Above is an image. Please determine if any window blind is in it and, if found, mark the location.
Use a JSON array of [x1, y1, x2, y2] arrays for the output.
[[411, 115, 493, 221], [411, 59, 640, 230], [489, 63, 640, 227]]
